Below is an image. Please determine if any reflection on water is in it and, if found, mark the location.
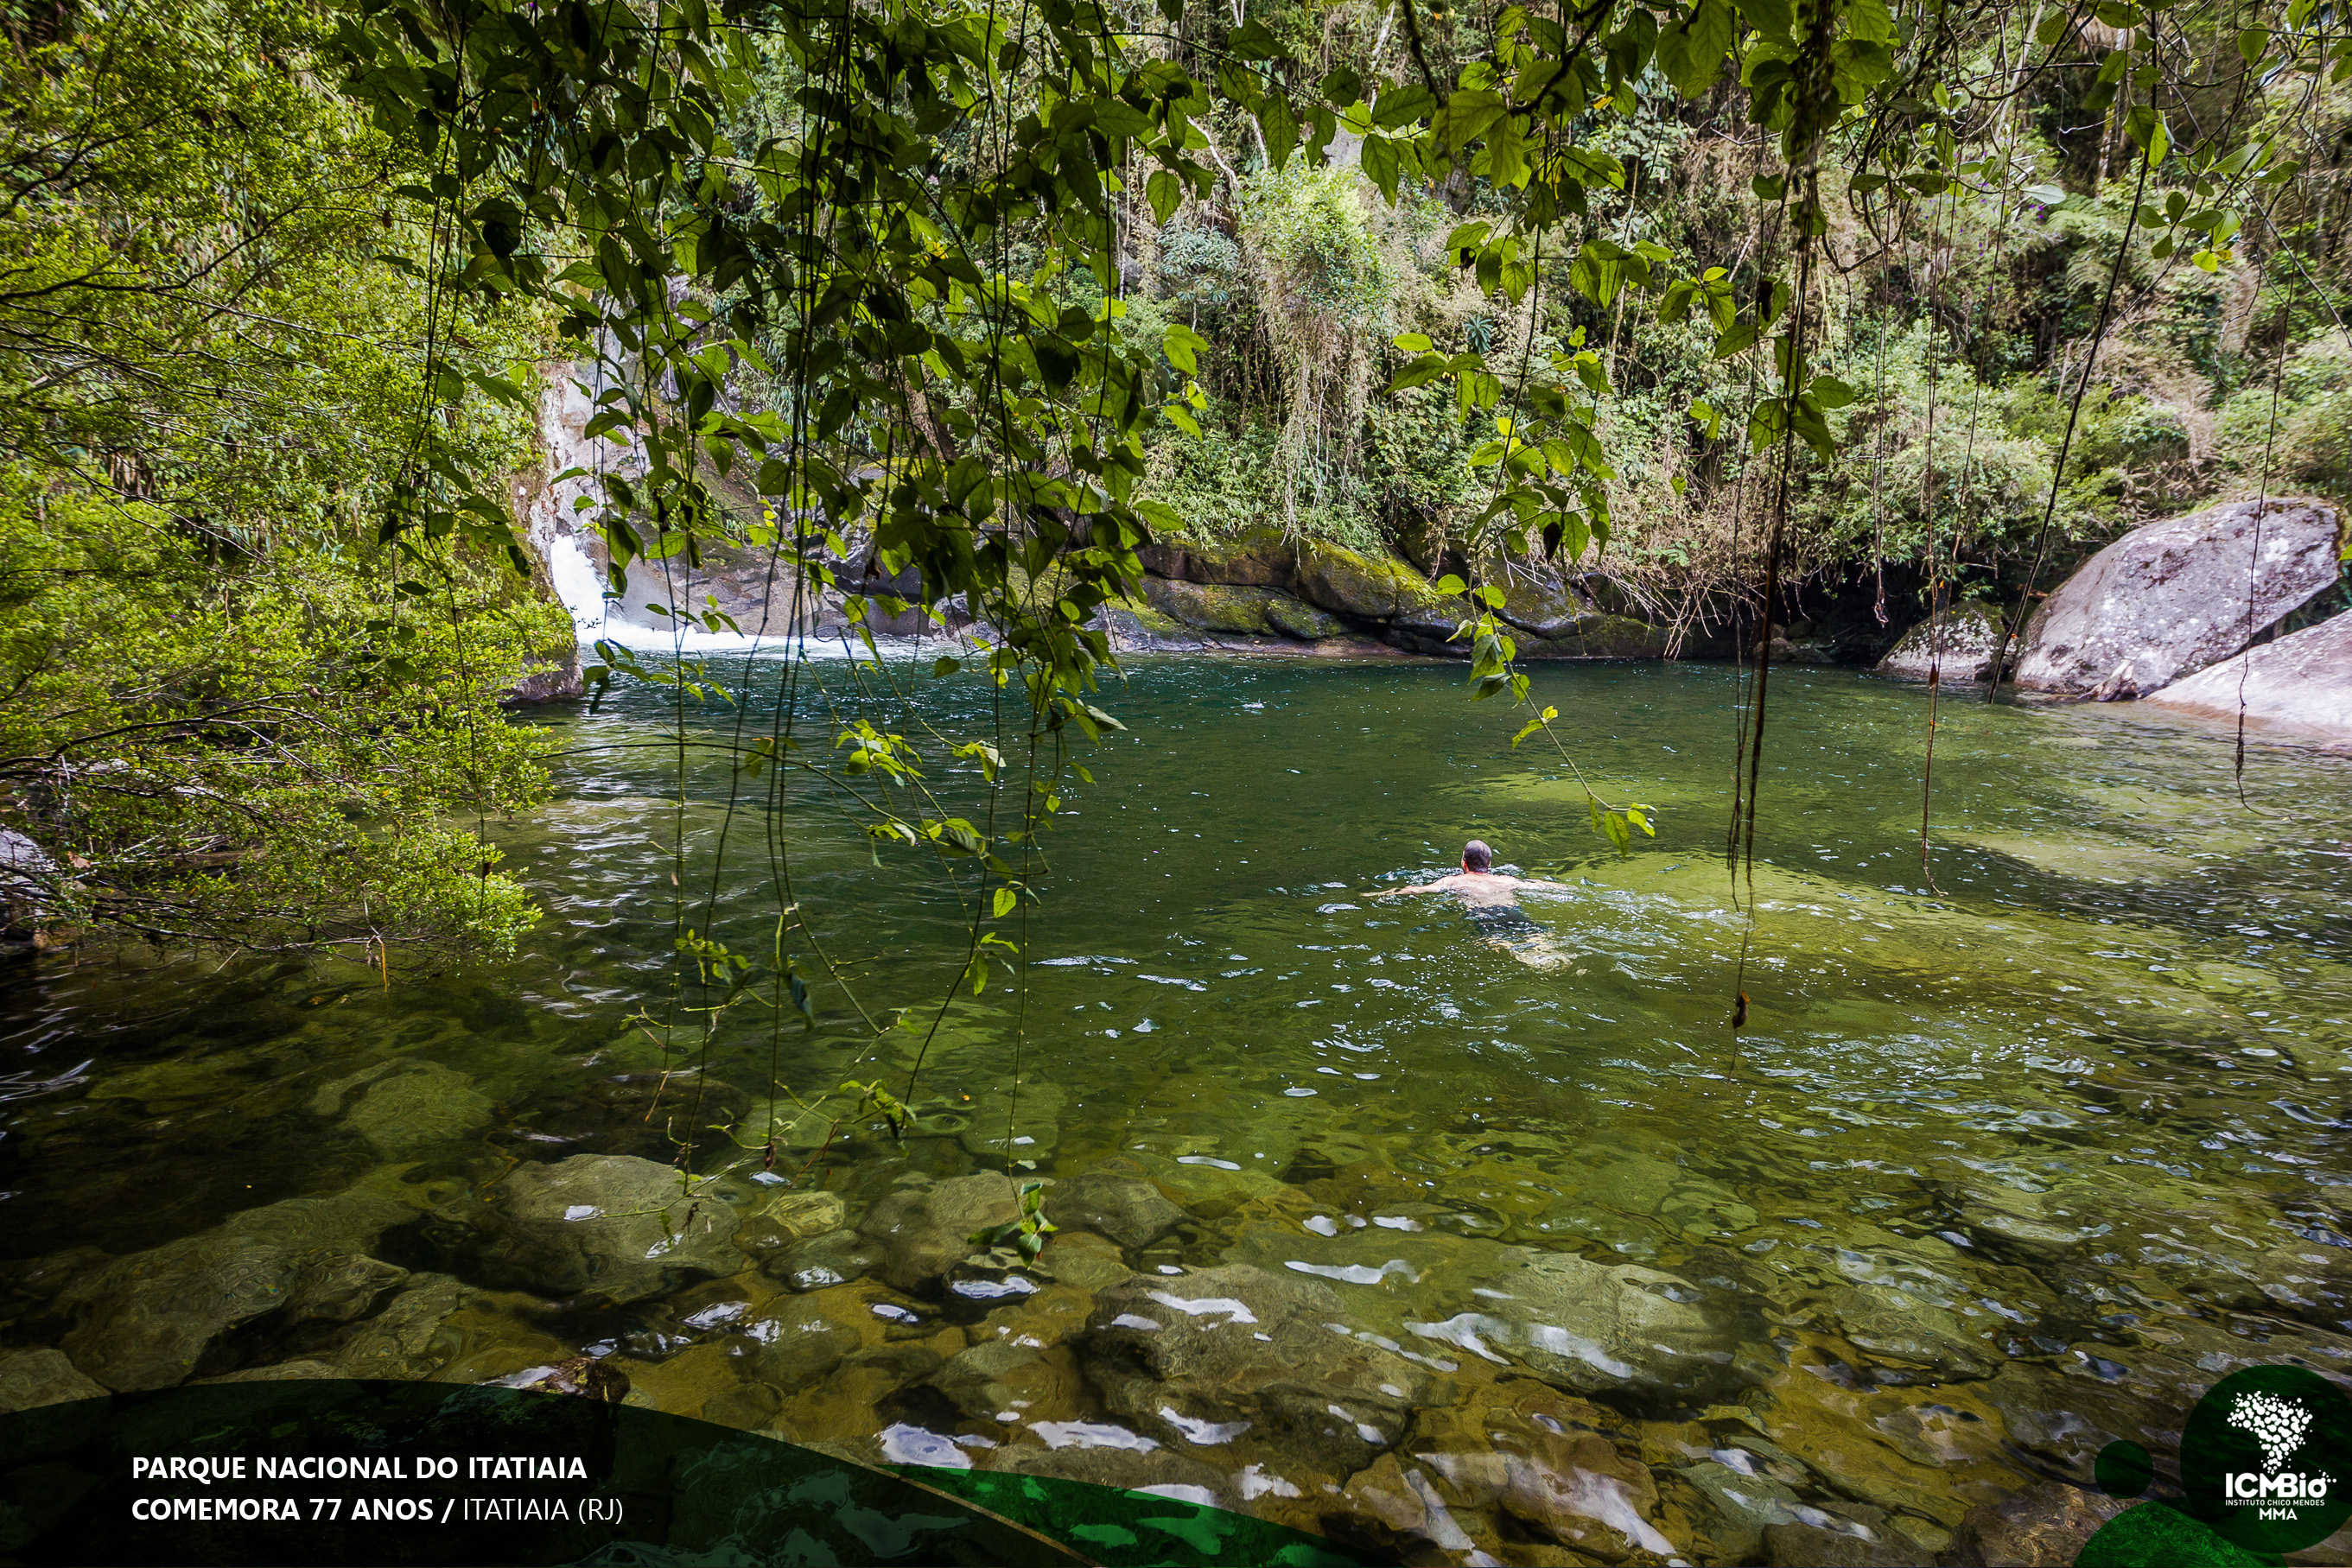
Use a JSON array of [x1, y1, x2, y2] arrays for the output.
[[5, 658, 2351, 1561]]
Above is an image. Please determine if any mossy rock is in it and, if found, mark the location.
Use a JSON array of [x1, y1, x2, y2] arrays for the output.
[[1492, 571, 1586, 638], [1142, 577, 1280, 634], [1521, 613, 1667, 659], [1137, 526, 1296, 588], [1295, 540, 1472, 633], [1876, 600, 2006, 680], [1263, 595, 1344, 640]]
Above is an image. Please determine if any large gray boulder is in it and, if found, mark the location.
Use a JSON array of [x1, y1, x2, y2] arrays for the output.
[[2141, 607, 2352, 741], [1877, 600, 2007, 681], [478, 1154, 740, 1304], [2009, 498, 2342, 697]]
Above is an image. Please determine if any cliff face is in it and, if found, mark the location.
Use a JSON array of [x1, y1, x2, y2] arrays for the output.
[[1114, 528, 1688, 661]]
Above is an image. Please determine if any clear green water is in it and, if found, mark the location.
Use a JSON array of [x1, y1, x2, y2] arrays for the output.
[[6, 657, 2351, 1559]]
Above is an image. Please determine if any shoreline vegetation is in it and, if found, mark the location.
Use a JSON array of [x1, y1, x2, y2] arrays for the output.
[[9, 0, 2352, 953]]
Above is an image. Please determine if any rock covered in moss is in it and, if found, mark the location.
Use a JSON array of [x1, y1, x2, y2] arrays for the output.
[[1137, 527, 1298, 589], [1143, 577, 1282, 635], [1262, 595, 1345, 639], [1519, 612, 1669, 659], [1876, 600, 2007, 681], [1491, 570, 1589, 638], [1294, 540, 1462, 627]]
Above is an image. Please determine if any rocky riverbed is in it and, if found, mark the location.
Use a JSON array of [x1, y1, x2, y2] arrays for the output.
[[7, 1114, 2351, 1567]]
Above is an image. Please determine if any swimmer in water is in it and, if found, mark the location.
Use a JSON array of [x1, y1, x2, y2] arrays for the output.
[[1370, 840, 1577, 969]]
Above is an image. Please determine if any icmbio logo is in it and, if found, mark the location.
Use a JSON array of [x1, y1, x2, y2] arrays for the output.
[[2221, 1389, 2331, 1519], [2179, 1367, 2352, 1554]]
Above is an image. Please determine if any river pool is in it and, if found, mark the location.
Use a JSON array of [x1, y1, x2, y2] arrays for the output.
[[4, 656, 2349, 1563]]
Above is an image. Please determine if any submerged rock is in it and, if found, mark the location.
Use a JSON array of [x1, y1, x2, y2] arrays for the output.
[[1876, 600, 2008, 682], [767, 1228, 880, 1293], [758, 1190, 849, 1241], [949, 1078, 1066, 1163], [331, 1273, 473, 1379], [1047, 1172, 1186, 1249], [1411, 1246, 1741, 1401], [1948, 1483, 2126, 1567], [1410, 1378, 1677, 1560], [1764, 1520, 1923, 1566], [2008, 498, 2342, 697], [1081, 1263, 1433, 1477], [339, 1062, 494, 1159], [0, 1348, 106, 1413], [62, 1242, 307, 1392], [931, 1338, 1089, 1426], [477, 1154, 740, 1305], [978, 1437, 1228, 1501], [194, 1359, 345, 1384], [858, 1172, 1020, 1294], [1680, 1457, 1811, 1562], [284, 1254, 410, 1325], [1327, 1452, 1495, 1560], [2141, 606, 2352, 742], [1820, 1283, 1993, 1381], [523, 1355, 630, 1401], [58, 1180, 423, 1391]]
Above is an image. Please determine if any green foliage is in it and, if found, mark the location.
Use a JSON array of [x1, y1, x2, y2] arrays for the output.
[[0, 0, 564, 955], [969, 1180, 1058, 1263]]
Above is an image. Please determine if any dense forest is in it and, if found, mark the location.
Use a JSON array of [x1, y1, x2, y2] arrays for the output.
[[3, 0, 2349, 954]]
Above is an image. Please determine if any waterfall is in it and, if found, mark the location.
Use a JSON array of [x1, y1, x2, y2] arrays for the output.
[[518, 365, 860, 660]]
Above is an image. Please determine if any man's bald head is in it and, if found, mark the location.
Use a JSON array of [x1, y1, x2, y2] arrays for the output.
[[1462, 840, 1493, 873]]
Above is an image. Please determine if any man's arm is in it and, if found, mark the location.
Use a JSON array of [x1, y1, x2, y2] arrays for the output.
[[1371, 873, 1461, 898]]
